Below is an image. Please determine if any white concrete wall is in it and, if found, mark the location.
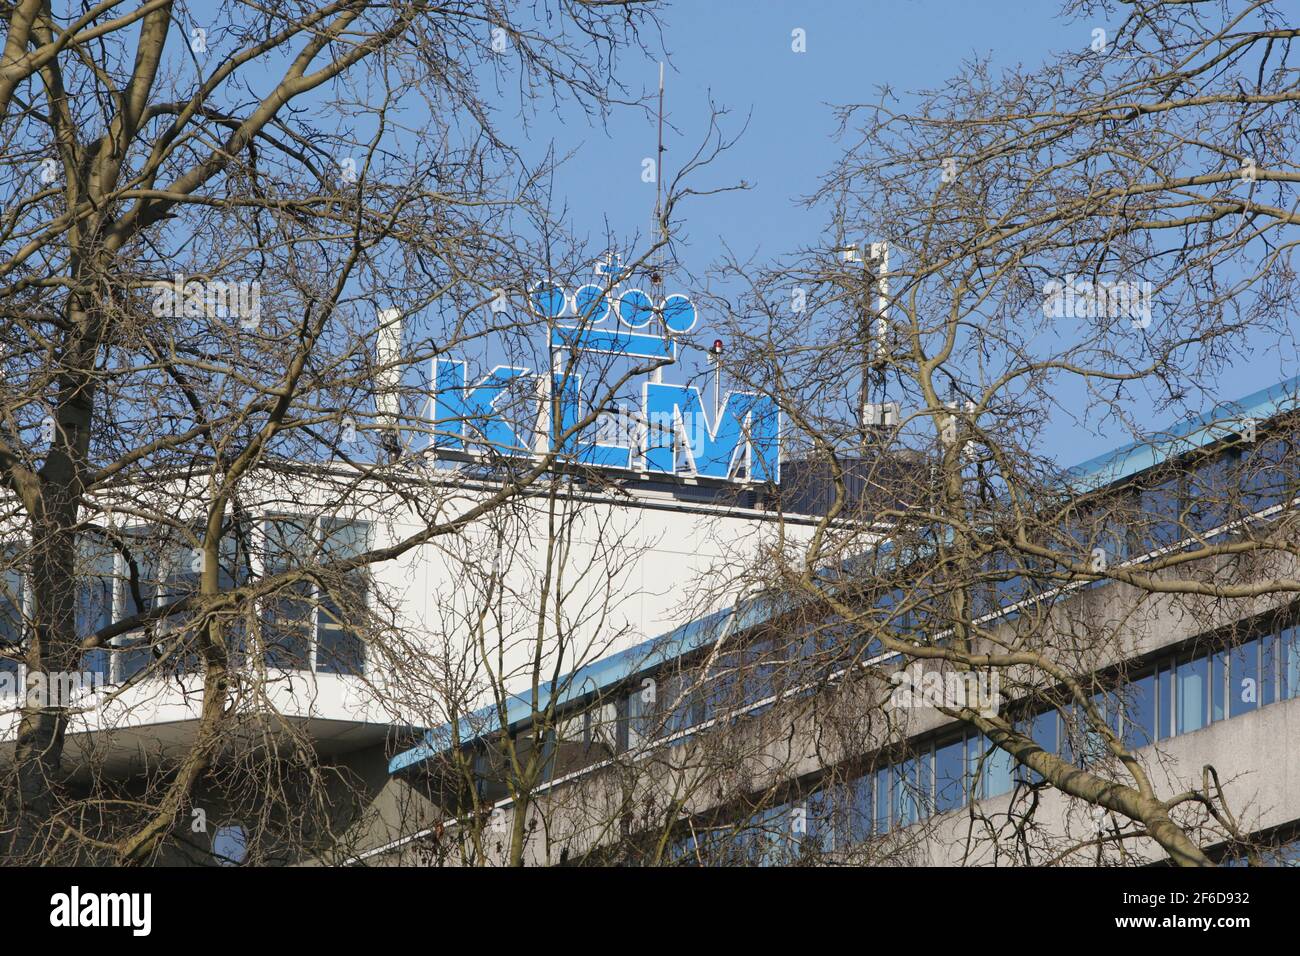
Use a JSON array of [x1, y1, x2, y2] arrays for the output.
[[1, 470, 818, 747]]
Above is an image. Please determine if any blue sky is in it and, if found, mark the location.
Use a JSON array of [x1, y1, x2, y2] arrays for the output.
[[542, 0, 1076, 267], [496, 0, 1297, 470]]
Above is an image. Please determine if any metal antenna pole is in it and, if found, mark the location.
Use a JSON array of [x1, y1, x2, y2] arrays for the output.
[[655, 61, 665, 248], [714, 357, 721, 421], [650, 62, 667, 384]]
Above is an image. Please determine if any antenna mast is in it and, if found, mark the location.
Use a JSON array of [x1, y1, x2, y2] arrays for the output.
[[650, 61, 668, 386], [654, 61, 666, 252]]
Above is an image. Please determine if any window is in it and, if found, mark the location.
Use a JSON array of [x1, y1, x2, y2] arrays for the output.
[[744, 803, 798, 866], [846, 773, 874, 844], [1123, 673, 1156, 748], [984, 550, 1027, 613], [661, 673, 703, 739], [740, 637, 778, 707], [1016, 709, 1058, 783], [157, 526, 250, 673], [806, 787, 840, 855], [1229, 637, 1261, 716], [1158, 663, 1174, 739], [1224, 837, 1300, 867], [535, 728, 559, 784], [586, 702, 619, 759], [1066, 507, 1130, 575], [259, 515, 371, 675], [1282, 626, 1300, 702], [873, 766, 891, 833], [1187, 453, 1237, 536], [626, 678, 656, 748], [1262, 632, 1281, 707], [262, 516, 314, 670], [1176, 654, 1209, 734], [972, 736, 1014, 799], [76, 540, 115, 681], [159, 535, 203, 674], [89, 525, 253, 683], [216, 525, 253, 665], [1133, 477, 1183, 553], [0, 562, 22, 694], [699, 650, 739, 723], [934, 737, 966, 813], [1211, 651, 1229, 722], [114, 529, 161, 682], [315, 518, 369, 676], [1076, 693, 1119, 765], [911, 753, 932, 822], [1241, 437, 1293, 513]]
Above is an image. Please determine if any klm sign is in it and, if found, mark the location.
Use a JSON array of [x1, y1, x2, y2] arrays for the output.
[[431, 257, 780, 483]]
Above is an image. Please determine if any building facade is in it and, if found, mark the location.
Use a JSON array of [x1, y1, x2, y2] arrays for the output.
[[368, 375, 1300, 866], [6, 372, 1300, 867]]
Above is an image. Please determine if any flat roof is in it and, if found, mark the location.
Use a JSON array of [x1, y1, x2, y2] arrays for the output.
[[1065, 374, 1300, 493]]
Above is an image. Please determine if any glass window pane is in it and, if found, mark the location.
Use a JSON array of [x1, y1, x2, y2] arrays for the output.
[[1176, 655, 1208, 735], [894, 758, 920, 827], [874, 766, 891, 833], [1282, 627, 1300, 701], [1158, 663, 1173, 739], [317, 581, 365, 675], [989, 743, 1015, 797], [626, 680, 655, 748], [217, 523, 252, 666], [1134, 478, 1182, 552], [264, 582, 313, 669], [1189, 455, 1235, 535], [1242, 438, 1289, 512], [315, 521, 369, 675], [117, 530, 160, 616], [1032, 709, 1057, 754], [935, 737, 966, 813], [848, 773, 874, 844], [742, 637, 777, 706], [162, 535, 203, 675], [1124, 673, 1156, 748], [1017, 710, 1055, 783], [916, 749, 933, 818], [320, 518, 368, 559], [0, 562, 23, 692], [114, 528, 161, 681], [1212, 652, 1228, 722], [1228, 638, 1260, 716], [807, 788, 835, 855], [264, 515, 312, 568], [1079, 693, 1116, 764], [972, 736, 1014, 799], [1262, 633, 1279, 707], [77, 540, 115, 681], [263, 517, 314, 670]]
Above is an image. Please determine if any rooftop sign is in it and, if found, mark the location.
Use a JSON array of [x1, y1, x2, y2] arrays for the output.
[[431, 256, 781, 483]]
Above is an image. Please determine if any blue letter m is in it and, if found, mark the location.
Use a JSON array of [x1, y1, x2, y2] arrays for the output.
[[643, 383, 780, 482]]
